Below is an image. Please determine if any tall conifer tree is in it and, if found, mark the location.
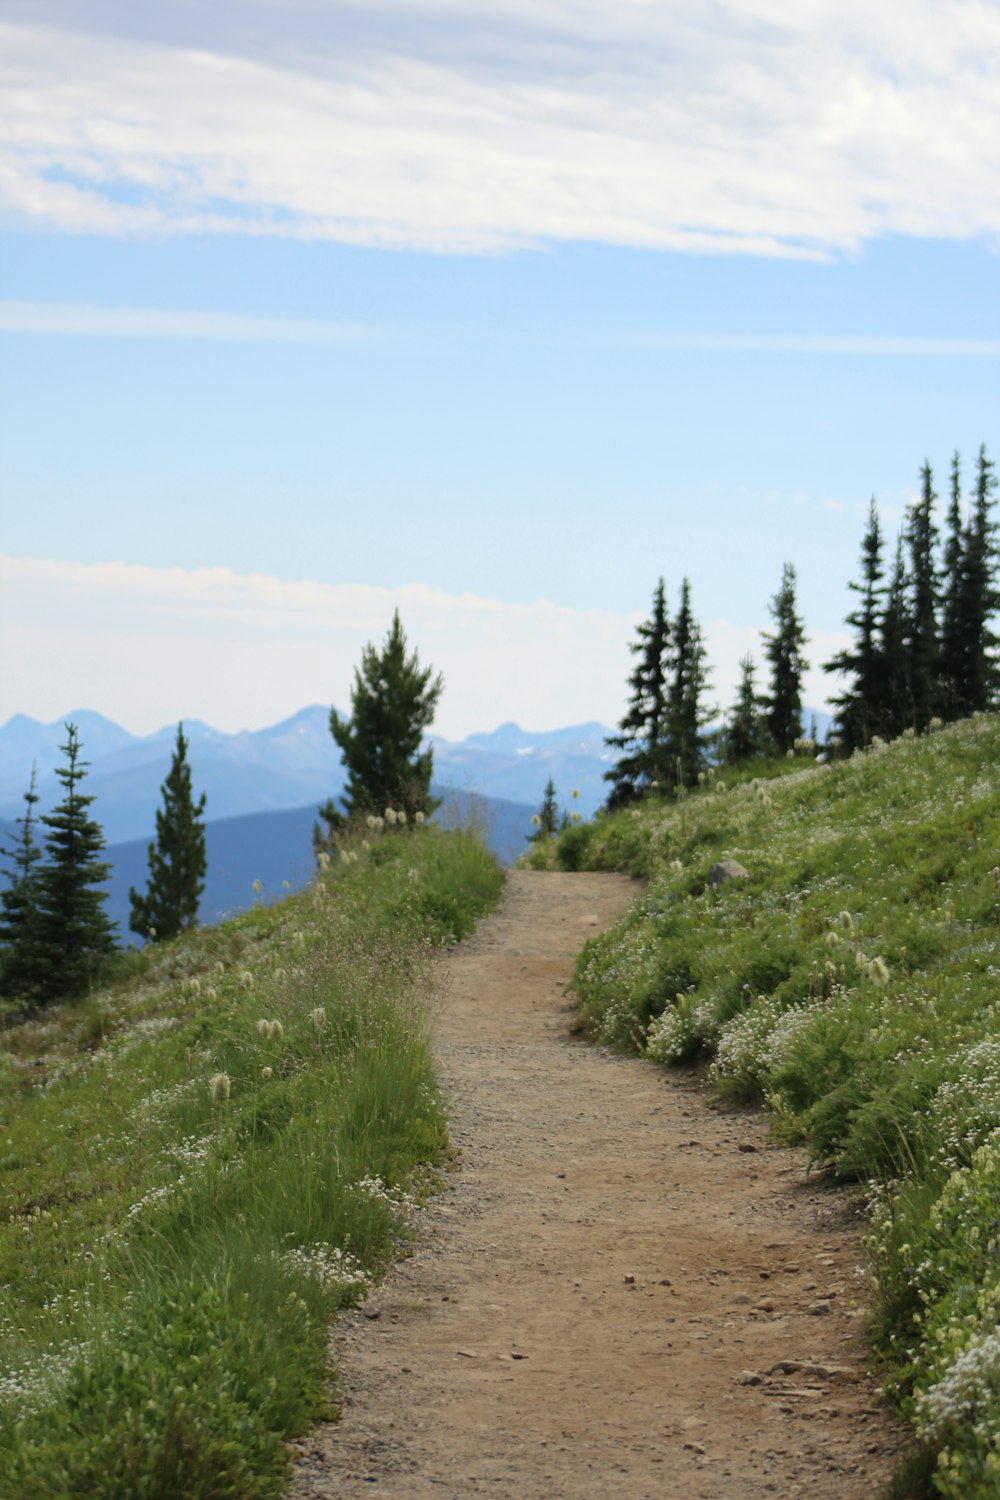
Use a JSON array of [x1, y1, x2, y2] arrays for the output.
[[129, 724, 207, 943], [0, 766, 44, 998], [956, 444, 1000, 713], [825, 500, 886, 752], [722, 655, 767, 764], [665, 578, 712, 788], [34, 726, 116, 1000], [881, 535, 912, 739], [761, 563, 809, 753], [906, 461, 940, 730], [939, 451, 966, 719], [604, 579, 671, 809]]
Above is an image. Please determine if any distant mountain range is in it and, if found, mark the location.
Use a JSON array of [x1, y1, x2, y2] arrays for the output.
[[0, 707, 614, 842], [0, 708, 614, 940], [0, 704, 832, 942]]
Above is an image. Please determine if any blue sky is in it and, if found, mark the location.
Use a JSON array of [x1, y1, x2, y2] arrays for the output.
[[2, 1, 1000, 739]]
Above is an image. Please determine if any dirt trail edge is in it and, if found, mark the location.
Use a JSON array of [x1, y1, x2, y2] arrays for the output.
[[288, 872, 907, 1500]]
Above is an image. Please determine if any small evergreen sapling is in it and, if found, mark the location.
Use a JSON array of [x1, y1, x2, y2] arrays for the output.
[[529, 777, 560, 841], [129, 723, 207, 943]]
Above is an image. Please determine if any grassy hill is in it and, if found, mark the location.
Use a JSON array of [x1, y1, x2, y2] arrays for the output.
[[530, 715, 1000, 1497], [0, 824, 503, 1498]]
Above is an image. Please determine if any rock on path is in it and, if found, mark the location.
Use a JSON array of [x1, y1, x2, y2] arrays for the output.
[[287, 872, 907, 1499]]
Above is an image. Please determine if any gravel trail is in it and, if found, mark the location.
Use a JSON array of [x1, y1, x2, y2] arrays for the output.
[[288, 871, 907, 1499]]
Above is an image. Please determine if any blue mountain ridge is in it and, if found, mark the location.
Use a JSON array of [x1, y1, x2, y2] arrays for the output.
[[0, 786, 538, 943]]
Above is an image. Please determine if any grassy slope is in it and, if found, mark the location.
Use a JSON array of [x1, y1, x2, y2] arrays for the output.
[[0, 826, 503, 1500], [537, 718, 1000, 1498]]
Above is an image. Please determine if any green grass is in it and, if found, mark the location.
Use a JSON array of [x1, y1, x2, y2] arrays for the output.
[[547, 718, 1000, 1497], [0, 824, 503, 1499]]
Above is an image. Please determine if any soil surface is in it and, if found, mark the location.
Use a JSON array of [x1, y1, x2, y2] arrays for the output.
[[288, 871, 909, 1499]]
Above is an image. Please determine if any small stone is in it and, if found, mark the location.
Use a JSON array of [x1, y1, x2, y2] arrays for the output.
[[807, 1300, 833, 1316], [738, 1142, 758, 1153], [739, 1370, 764, 1386], [624, 1273, 636, 1284], [708, 859, 749, 888], [456, 1349, 478, 1358]]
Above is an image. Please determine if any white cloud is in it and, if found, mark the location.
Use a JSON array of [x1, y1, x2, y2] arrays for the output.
[[2, 3, 1000, 254], [0, 554, 845, 740], [5, 303, 999, 353]]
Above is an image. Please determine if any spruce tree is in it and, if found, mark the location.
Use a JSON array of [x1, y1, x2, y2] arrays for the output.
[[880, 535, 912, 739], [825, 499, 886, 752], [529, 777, 560, 842], [905, 461, 940, 730], [318, 610, 443, 837], [665, 578, 712, 788], [722, 655, 767, 765], [129, 724, 207, 943], [0, 766, 45, 999], [956, 444, 1000, 713], [939, 451, 966, 720], [761, 563, 809, 753], [603, 579, 671, 809], [34, 725, 117, 1000]]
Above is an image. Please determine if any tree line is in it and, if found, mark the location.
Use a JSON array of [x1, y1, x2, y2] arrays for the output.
[[603, 443, 998, 806], [0, 723, 207, 1003]]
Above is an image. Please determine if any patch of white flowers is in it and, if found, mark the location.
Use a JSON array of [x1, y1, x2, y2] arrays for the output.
[[276, 1243, 371, 1293]]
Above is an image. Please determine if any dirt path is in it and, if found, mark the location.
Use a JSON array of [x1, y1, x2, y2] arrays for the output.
[[288, 872, 907, 1499]]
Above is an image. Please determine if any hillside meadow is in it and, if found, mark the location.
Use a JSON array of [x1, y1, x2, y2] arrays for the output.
[[0, 825, 503, 1499], [528, 714, 1000, 1498]]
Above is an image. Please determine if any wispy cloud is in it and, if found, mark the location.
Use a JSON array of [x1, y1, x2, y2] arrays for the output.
[[2, 3, 1000, 256], [0, 554, 846, 738], [620, 333, 1000, 358], [3, 301, 996, 357], [0, 301, 383, 342]]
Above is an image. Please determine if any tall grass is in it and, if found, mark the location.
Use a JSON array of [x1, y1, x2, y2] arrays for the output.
[[548, 717, 1000, 1496], [0, 824, 502, 1498]]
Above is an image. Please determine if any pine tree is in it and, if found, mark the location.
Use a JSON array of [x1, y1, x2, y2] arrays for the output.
[[0, 766, 45, 998], [722, 655, 767, 765], [939, 451, 965, 720], [529, 777, 560, 842], [33, 725, 117, 1000], [825, 499, 886, 753], [129, 724, 207, 943], [603, 579, 671, 810], [956, 444, 1000, 713], [665, 578, 712, 788], [761, 563, 809, 753], [880, 535, 912, 739], [318, 610, 443, 838], [905, 461, 940, 730]]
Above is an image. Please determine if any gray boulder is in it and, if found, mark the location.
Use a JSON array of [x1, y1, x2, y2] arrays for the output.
[[708, 859, 749, 889]]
